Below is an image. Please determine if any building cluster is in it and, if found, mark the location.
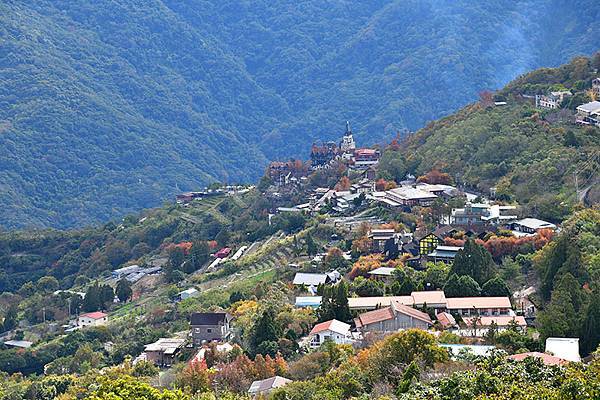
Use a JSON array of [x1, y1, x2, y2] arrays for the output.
[[266, 121, 381, 191], [287, 290, 531, 356], [535, 78, 600, 128], [310, 122, 380, 171]]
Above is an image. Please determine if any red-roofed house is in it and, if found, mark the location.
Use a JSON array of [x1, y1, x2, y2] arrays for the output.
[[308, 319, 353, 348], [436, 312, 457, 329], [214, 248, 231, 259], [507, 352, 568, 366], [354, 301, 432, 334], [78, 311, 108, 328]]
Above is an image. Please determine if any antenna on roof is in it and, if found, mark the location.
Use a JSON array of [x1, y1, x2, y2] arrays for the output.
[[345, 120, 351, 135]]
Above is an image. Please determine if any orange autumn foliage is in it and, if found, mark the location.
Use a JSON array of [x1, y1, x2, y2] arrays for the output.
[[375, 178, 397, 191], [349, 254, 384, 279], [379, 221, 402, 232], [417, 168, 453, 185], [444, 229, 554, 259], [335, 176, 351, 191]]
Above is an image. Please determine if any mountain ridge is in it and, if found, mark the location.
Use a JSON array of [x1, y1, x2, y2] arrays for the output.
[[1, 0, 599, 228]]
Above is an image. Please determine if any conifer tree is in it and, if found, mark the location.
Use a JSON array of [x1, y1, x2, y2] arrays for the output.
[[481, 277, 511, 297], [451, 238, 494, 284], [581, 293, 600, 356], [116, 278, 133, 302], [305, 233, 318, 256]]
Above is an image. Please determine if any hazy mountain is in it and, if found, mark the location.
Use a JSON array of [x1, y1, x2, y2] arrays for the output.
[[0, 0, 598, 228]]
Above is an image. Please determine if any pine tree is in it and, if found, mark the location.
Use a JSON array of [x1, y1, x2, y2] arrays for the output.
[[305, 233, 318, 256], [100, 284, 115, 308], [581, 293, 600, 356], [481, 277, 511, 297], [458, 275, 481, 297], [1, 304, 17, 332], [83, 283, 101, 312], [443, 274, 462, 297], [451, 238, 493, 285], [334, 281, 352, 322], [252, 308, 280, 354], [190, 240, 210, 271], [116, 278, 133, 302]]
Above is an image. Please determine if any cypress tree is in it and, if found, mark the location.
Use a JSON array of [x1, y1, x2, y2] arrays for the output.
[[116, 279, 133, 302], [581, 293, 600, 356]]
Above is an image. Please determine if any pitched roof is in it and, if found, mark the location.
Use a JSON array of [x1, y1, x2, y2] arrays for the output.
[[354, 301, 432, 328], [391, 302, 433, 325], [295, 296, 322, 307], [348, 295, 414, 310], [446, 297, 512, 310], [367, 267, 396, 276], [354, 306, 395, 328], [80, 311, 108, 320], [513, 218, 556, 230], [248, 376, 292, 394], [411, 290, 447, 306], [144, 338, 186, 353], [190, 312, 231, 325], [293, 272, 327, 286], [508, 352, 568, 366], [309, 319, 351, 336], [436, 312, 456, 328]]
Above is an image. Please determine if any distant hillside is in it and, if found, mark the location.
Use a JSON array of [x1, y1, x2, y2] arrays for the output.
[[1, 1, 599, 228], [383, 54, 600, 222]]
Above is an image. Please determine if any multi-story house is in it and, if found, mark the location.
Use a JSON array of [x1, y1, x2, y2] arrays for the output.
[[535, 91, 571, 109], [190, 312, 233, 346]]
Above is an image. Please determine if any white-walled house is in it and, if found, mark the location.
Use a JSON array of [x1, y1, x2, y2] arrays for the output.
[[308, 319, 353, 348], [78, 311, 108, 328]]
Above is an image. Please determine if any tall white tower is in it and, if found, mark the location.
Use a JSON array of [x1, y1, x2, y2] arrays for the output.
[[340, 121, 356, 153]]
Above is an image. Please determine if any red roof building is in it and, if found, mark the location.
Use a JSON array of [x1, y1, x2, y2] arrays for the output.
[[354, 301, 432, 333], [214, 247, 231, 259], [507, 352, 569, 366], [80, 311, 108, 320]]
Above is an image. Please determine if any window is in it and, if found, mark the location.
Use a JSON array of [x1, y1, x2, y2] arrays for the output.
[[207, 328, 212, 333]]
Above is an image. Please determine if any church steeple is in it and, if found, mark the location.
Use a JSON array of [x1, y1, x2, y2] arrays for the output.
[[340, 120, 356, 153]]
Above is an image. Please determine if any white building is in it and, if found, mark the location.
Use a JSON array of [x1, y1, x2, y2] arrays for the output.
[[78, 311, 108, 328], [535, 91, 571, 109], [545, 337, 580, 362], [111, 265, 142, 279], [510, 218, 557, 236], [308, 319, 353, 348], [576, 101, 600, 127], [178, 287, 199, 301]]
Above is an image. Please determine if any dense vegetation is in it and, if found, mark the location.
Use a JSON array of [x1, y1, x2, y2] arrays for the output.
[[377, 54, 600, 223], [1, 1, 599, 228]]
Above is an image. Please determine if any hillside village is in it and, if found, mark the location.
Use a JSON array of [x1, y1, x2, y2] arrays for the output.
[[0, 56, 599, 398]]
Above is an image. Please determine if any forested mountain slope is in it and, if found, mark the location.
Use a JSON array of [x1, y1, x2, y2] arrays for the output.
[[1, 0, 599, 228], [390, 54, 600, 222]]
